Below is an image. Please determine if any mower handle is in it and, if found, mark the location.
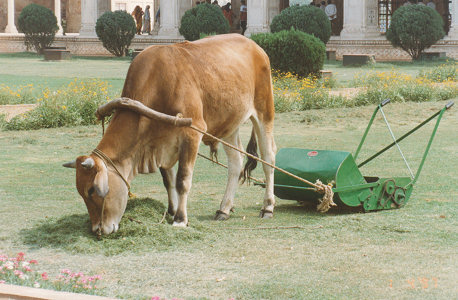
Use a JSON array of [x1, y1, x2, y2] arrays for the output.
[[446, 101, 454, 110], [381, 99, 391, 107]]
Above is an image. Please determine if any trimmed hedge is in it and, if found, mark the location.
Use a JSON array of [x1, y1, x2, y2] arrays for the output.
[[386, 5, 445, 60], [179, 3, 230, 41], [270, 5, 331, 44], [17, 4, 58, 54], [251, 30, 326, 77], [96, 10, 136, 57]]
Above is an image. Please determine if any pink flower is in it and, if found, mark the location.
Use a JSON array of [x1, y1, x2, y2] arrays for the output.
[[16, 252, 25, 262], [151, 297, 161, 300], [0, 280, 5, 284], [41, 272, 49, 280], [29, 259, 38, 265], [14, 270, 23, 276]]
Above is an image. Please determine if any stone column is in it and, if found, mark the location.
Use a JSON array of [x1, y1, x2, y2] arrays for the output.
[[448, 0, 458, 40], [246, 0, 269, 36], [341, 0, 380, 40], [5, 0, 18, 34], [55, 0, 63, 35], [155, 0, 191, 38], [157, 0, 180, 37], [79, 0, 98, 37]]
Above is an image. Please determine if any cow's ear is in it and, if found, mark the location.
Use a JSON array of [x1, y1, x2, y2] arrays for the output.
[[94, 163, 109, 198]]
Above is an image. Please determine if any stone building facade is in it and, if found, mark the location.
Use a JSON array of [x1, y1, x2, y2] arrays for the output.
[[1, 0, 457, 60]]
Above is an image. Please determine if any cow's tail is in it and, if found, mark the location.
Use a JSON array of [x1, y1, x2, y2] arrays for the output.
[[240, 129, 258, 184]]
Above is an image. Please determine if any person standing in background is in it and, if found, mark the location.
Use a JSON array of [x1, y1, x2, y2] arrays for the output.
[[240, 0, 247, 36], [143, 5, 151, 35], [427, 0, 436, 9], [132, 6, 144, 35]]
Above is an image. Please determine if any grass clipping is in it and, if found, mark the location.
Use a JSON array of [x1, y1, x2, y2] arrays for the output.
[[21, 198, 206, 256]]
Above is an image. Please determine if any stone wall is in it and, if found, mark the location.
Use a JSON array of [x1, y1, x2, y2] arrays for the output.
[[327, 39, 458, 61]]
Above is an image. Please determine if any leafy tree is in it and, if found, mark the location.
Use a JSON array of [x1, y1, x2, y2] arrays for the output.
[[386, 5, 445, 60], [270, 5, 331, 44], [251, 30, 326, 77], [179, 3, 230, 41], [96, 10, 136, 57], [17, 4, 58, 54]]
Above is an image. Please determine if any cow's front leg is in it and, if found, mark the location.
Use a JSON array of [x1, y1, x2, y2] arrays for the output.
[[160, 167, 178, 216], [215, 130, 244, 221], [173, 137, 199, 227]]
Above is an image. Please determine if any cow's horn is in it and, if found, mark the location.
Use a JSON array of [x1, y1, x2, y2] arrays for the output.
[[81, 157, 95, 169], [62, 160, 76, 168]]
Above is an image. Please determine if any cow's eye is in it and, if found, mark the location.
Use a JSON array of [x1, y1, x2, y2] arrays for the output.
[[88, 187, 95, 197]]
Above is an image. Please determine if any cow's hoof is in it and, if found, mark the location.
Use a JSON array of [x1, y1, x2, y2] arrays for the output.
[[214, 210, 230, 221], [259, 209, 273, 219], [172, 221, 188, 228]]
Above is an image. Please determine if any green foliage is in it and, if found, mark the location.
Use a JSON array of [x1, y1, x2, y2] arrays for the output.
[[179, 3, 230, 41], [270, 5, 331, 44], [419, 61, 457, 82], [17, 4, 58, 54], [3, 79, 109, 131], [386, 5, 445, 60], [95, 10, 136, 57], [0, 84, 36, 105], [251, 30, 325, 78]]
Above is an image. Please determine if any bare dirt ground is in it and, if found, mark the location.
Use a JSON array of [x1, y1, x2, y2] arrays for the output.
[[0, 104, 36, 121]]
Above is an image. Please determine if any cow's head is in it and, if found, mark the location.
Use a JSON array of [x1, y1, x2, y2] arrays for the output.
[[63, 155, 128, 235]]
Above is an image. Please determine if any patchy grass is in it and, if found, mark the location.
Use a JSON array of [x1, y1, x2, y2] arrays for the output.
[[21, 198, 206, 256], [0, 100, 456, 299]]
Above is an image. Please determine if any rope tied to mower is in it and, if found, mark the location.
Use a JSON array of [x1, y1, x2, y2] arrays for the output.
[[315, 180, 336, 213]]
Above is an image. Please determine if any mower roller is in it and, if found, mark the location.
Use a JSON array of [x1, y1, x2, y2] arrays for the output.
[[273, 100, 454, 211]]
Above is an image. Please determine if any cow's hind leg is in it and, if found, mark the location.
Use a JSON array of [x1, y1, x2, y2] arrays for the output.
[[160, 167, 178, 216], [173, 135, 200, 227], [215, 130, 244, 221], [251, 116, 276, 218]]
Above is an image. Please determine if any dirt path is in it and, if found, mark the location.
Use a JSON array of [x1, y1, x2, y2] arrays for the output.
[[0, 104, 36, 121]]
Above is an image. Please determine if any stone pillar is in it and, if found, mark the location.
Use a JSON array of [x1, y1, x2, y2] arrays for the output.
[[448, 0, 458, 40], [5, 0, 18, 34], [55, 0, 63, 34], [79, 0, 98, 37], [340, 0, 364, 39], [157, 0, 179, 37], [246, 0, 269, 36], [341, 0, 380, 40]]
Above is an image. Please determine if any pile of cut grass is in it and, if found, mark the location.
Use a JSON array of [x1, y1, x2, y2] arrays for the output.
[[21, 198, 208, 256]]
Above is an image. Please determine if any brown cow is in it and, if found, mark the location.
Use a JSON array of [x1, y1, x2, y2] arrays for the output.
[[63, 34, 276, 235]]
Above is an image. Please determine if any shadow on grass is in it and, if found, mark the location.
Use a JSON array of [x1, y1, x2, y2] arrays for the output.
[[20, 198, 207, 256]]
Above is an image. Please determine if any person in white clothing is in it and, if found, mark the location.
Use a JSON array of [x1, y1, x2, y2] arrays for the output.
[[427, 0, 436, 9], [325, 0, 337, 20]]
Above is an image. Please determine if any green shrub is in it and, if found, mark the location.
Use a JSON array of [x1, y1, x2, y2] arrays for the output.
[[418, 62, 457, 82], [96, 10, 136, 57], [17, 4, 58, 54], [386, 5, 445, 60], [251, 30, 325, 78], [3, 79, 110, 131], [0, 84, 36, 105], [179, 3, 230, 41], [270, 5, 331, 44]]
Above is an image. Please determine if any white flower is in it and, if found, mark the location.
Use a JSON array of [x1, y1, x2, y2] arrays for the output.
[[5, 261, 14, 270], [33, 282, 40, 288], [21, 261, 30, 267]]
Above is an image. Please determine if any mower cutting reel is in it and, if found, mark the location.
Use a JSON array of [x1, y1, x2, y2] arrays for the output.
[[273, 100, 453, 211]]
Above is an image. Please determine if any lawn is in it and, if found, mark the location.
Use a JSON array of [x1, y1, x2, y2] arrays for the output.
[[0, 53, 457, 299]]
